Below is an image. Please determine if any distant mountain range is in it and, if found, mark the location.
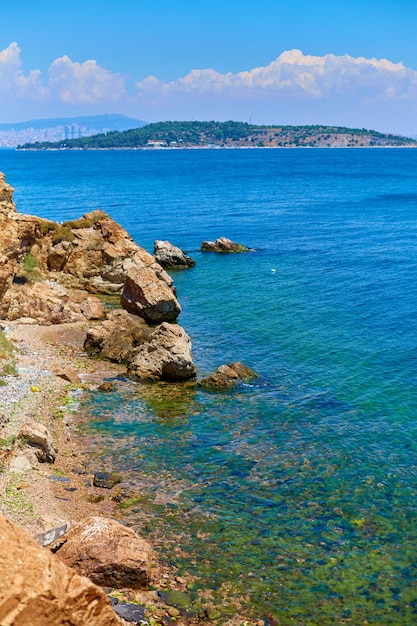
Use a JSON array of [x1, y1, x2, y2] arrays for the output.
[[0, 115, 146, 148], [0, 114, 146, 132], [16, 120, 417, 150]]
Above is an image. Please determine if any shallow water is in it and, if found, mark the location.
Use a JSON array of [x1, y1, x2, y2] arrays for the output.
[[2, 147, 417, 622]]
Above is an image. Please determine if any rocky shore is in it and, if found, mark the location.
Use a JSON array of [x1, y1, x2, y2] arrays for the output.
[[0, 171, 259, 625]]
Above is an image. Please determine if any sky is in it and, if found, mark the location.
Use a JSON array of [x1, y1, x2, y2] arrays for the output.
[[1, 0, 417, 134]]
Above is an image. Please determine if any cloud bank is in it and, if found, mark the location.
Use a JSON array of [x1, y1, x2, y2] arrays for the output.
[[0, 43, 416, 133]]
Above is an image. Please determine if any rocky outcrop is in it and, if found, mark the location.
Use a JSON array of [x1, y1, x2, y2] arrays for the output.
[[128, 322, 196, 381], [201, 236, 250, 253], [0, 281, 84, 324], [121, 266, 181, 323], [30, 210, 175, 296], [154, 240, 195, 269], [199, 361, 258, 390], [54, 516, 153, 589], [84, 309, 153, 362], [0, 514, 123, 626], [0, 173, 22, 300]]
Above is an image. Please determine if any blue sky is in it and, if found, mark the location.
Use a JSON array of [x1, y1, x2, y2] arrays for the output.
[[1, 0, 417, 134]]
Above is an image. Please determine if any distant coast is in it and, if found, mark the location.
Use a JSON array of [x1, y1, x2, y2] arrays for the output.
[[17, 120, 417, 151]]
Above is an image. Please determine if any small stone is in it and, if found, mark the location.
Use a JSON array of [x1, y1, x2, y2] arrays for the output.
[[98, 381, 115, 392], [93, 471, 122, 489], [166, 606, 181, 618], [113, 602, 146, 624], [175, 576, 187, 585]]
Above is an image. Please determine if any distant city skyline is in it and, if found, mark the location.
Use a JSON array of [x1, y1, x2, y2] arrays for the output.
[[1, 1, 417, 135]]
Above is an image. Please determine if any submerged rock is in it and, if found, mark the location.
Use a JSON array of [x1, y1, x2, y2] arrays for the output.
[[54, 516, 153, 589], [199, 361, 258, 390], [201, 236, 250, 253], [128, 322, 196, 382], [154, 239, 195, 269]]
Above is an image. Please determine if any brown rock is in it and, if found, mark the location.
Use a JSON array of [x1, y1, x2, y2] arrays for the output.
[[80, 295, 104, 320], [154, 240, 195, 269], [121, 266, 181, 323], [0, 514, 123, 626], [201, 236, 250, 253], [0, 281, 83, 324], [199, 361, 258, 390], [55, 516, 153, 589], [54, 366, 82, 385], [19, 419, 58, 463], [84, 309, 153, 363], [128, 322, 196, 382], [0, 173, 21, 300]]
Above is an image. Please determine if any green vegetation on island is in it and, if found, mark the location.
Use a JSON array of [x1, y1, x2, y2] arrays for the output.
[[17, 120, 417, 150]]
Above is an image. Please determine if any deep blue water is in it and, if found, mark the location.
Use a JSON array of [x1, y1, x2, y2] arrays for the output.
[[2, 148, 417, 623]]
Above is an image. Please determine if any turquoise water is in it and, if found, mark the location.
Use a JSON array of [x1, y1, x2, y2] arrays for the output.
[[2, 148, 417, 622]]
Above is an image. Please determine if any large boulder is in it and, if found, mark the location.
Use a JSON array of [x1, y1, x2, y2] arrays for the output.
[[199, 362, 258, 390], [30, 210, 175, 296], [128, 322, 196, 382], [54, 516, 153, 589], [154, 240, 195, 269], [121, 266, 181, 323], [84, 309, 153, 362], [201, 236, 250, 253], [0, 515, 123, 626], [0, 281, 83, 324]]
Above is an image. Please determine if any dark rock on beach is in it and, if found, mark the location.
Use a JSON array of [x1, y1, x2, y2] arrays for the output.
[[201, 236, 250, 253], [154, 239, 195, 269]]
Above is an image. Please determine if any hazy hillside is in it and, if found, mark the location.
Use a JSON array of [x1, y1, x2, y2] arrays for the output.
[[17, 120, 417, 150]]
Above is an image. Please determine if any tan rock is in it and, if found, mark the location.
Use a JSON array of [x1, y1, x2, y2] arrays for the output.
[[0, 514, 123, 626], [80, 296, 104, 320], [55, 516, 153, 589], [84, 309, 153, 363], [19, 419, 57, 463], [54, 366, 82, 384], [128, 322, 196, 381], [0, 173, 20, 300], [0, 282, 82, 325], [121, 266, 181, 323]]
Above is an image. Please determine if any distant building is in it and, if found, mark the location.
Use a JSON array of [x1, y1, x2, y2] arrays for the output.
[[146, 139, 168, 148]]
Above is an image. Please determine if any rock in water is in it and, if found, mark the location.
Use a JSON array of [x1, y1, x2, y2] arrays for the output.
[[121, 266, 181, 323], [199, 361, 258, 390], [128, 322, 196, 382], [201, 236, 250, 253], [54, 516, 153, 589], [0, 514, 123, 625], [154, 240, 195, 269]]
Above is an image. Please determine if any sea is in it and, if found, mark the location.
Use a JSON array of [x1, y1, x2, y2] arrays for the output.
[[1, 147, 417, 624]]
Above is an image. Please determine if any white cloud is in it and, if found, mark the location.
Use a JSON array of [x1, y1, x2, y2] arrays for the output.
[[48, 56, 126, 104], [135, 49, 417, 103], [0, 42, 126, 107], [0, 42, 45, 99]]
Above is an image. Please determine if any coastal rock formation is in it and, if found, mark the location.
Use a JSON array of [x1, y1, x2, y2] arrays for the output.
[[128, 322, 196, 381], [0, 514, 123, 626], [0, 281, 83, 325], [29, 210, 175, 295], [55, 516, 153, 589], [84, 309, 153, 362], [199, 361, 258, 390], [121, 266, 181, 323], [0, 173, 22, 300], [154, 240, 195, 269], [201, 236, 250, 253]]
